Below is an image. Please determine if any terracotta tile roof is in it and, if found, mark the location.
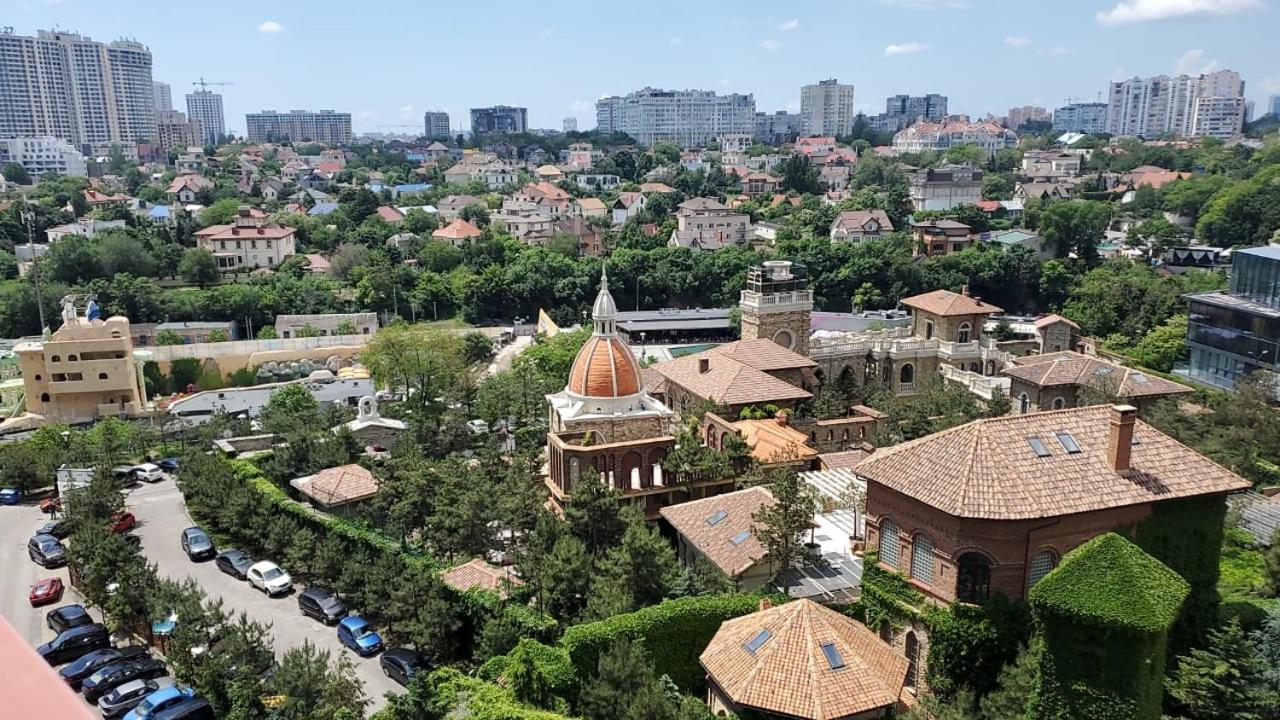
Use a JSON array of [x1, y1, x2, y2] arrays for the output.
[[1033, 313, 1080, 330], [376, 206, 405, 223], [1004, 351, 1192, 398], [831, 210, 893, 234], [198, 222, 297, 240], [652, 339, 815, 406], [639, 182, 676, 193], [433, 218, 483, 240], [575, 197, 608, 212], [819, 448, 874, 471], [440, 558, 525, 598], [854, 405, 1248, 520], [659, 486, 773, 577], [291, 464, 379, 507], [735, 419, 820, 465], [568, 335, 642, 398], [712, 339, 818, 372], [616, 191, 644, 208], [900, 289, 1002, 316], [700, 599, 909, 720], [166, 175, 213, 194]]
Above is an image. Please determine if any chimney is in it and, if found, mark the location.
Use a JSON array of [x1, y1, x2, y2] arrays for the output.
[[1108, 404, 1137, 475], [758, 598, 773, 612], [973, 296, 982, 307], [698, 358, 710, 374], [961, 284, 970, 296]]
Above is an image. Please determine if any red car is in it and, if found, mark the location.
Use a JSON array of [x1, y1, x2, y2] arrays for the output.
[[110, 512, 136, 534], [29, 577, 64, 606]]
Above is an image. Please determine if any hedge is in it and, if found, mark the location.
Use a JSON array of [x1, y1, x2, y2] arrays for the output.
[[400, 668, 570, 720], [478, 639, 577, 703]]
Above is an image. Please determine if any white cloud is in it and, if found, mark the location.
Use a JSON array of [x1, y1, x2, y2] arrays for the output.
[[779, 18, 800, 30], [570, 100, 593, 113], [759, 39, 780, 50], [668, 36, 682, 45], [877, 0, 970, 8], [1097, 0, 1263, 25], [1004, 35, 1032, 47], [1111, 66, 1130, 80], [719, 78, 730, 87], [784, 100, 801, 112], [1260, 76, 1280, 94], [399, 105, 414, 117], [257, 20, 284, 33], [1175, 48, 1222, 74], [884, 42, 928, 55]]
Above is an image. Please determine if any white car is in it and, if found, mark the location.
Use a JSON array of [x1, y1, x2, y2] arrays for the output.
[[246, 561, 292, 596], [132, 463, 165, 483]]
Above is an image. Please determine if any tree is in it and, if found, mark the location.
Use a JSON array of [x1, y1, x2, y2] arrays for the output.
[[1115, 313, 1187, 372], [268, 641, 369, 720], [540, 532, 592, 621], [328, 243, 370, 282], [207, 328, 229, 343], [1168, 619, 1278, 720], [3, 161, 31, 185], [334, 320, 357, 336], [751, 467, 819, 589], [780, 154, 821, 194], [461, 331, 495, 365], [257, 326, 278, 339], [258, 383, 320, 435], [565, 473, 626, 555], [43, 233, 103, 284], [589, 506, 680, 615], [1039, 201, 1111, 263], [361, 324, 465, 427], [93, 230, 158, 278], [578, 639, 679, 720], [976, 641, 1039, 720], [154, 329, 185, 346], [505, 638, 557, 709], [179, 248, 219, 287]]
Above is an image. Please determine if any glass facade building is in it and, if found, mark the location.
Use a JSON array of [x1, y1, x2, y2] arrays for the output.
[[1182, 246, 1280, 393]]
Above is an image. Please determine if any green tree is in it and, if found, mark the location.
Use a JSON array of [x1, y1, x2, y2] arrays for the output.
[[578, 639, 678, 720], [751, 467, 819, 589], [977, 641, 1039, 720], [1039, 200, 1111, 263], [1167, 619, 1277, 720], [207, 328, 229, 343], [1117, 313, 1188, 372], [589, 506, 680, 615], [268, 641, 369, 720], [3, 161, 32, 185], [43, 233, 103, 284], [258, 383, 320, 435], [334, 320, 357, 335], [780, 154, 821, 194], [154, 329, 185, 346], [540, 532, 592, 621], [257, 325, 278, 339], [179, 248, 219, 287], [565, 474, 626, 555], [461, 331, 495, 364]]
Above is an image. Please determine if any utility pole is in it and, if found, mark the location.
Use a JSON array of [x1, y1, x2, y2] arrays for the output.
[[21, 205, 48, 336]]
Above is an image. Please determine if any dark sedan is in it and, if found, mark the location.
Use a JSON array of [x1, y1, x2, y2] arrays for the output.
[[60, 646, 150, 690], [379, 647, 424, 686], [180, 527, 215, 561], [47, 603, 93, 634], [37, 519, 72, 539], [82, 657, 168, 703], [214, 550, 254, 580]]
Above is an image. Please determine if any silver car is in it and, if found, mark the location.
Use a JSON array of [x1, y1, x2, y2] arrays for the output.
[[98, 677, 174, 719]]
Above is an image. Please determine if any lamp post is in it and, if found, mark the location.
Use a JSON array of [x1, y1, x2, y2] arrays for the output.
[[21, 206, 48, 335], [639, 331, 646, 362]]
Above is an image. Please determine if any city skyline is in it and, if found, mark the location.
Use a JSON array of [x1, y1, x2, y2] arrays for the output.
[[8, 0, 1278, 136]]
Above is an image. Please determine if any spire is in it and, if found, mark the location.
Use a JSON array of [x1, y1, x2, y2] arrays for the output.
[[591, 264, 617, 335]]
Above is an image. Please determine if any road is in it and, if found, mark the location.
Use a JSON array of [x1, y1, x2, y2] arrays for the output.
[[127, 480, 401, 711], [0, 501, 102, 647], [483, 334, 533, 378]]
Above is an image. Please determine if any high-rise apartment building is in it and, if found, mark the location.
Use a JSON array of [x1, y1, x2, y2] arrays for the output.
[[869, 94, 949, 132], [423, 111, 450, 139], [0, 29, 156, 148], [754, 111, 802, 144], [156, 111, 202, 150], [245, 110, 352, 145], [1106, 70, 1245, 140], [153, 81, 172, 113], [595, 88, 755, 147], [470, 106, 528, 135], [0, 136, 87, 177], [563, 117, 578, 133], [1053, 102, 1108, 134], [185, 90, 225, 146], [1182, 246, 1280, 397], [1270, 96, 1280, 118], [799, 79, 855, 137], [1005, 105, 1050, 130]]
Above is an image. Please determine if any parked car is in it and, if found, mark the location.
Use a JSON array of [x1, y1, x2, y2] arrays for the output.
[[246, 561, 292, 596], [100, 678, 176, 719], [47, 603, 93, 634], [37, 623, 110, 665], [37, 519, 71, 539], [156, 458, 181, 473], [0, 487, 21, 505], [180, 527, 215, 561], [29, 577, 64, 606], [110, 511, 137, 533], [112, 466, 141, 485], [27, 533, 67, 567], [336, 616, 383, 657], [60, 646, 150, 690], [133, 463, 165, 483], [149, 697, 213, 720], [214, 550, 254, 580], [379, 647, 424, 686], [82, 657, 167, 702], [120, 682, 194, 720], [297, 587, 347, 625], [122, 532, 142, 547]]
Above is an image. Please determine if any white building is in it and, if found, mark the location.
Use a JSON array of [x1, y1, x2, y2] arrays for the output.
[[1106, 70, 1245, 140], [185, 91, 225, 146], [800, 79, 856, 137], [275, 313, 378, 338], [194, 206, 297, 270], [892, 119, 1016, 158], [45, 218, 126, 243], [0, 137, 88, 177], [596, 87, 755, 147], [246, 110, 353, 145], [1053, 102, 1108, 134], [563, 117, 578, 132], [423, 111, 450, 140], [167, 373, 373, 424], [907, 164, 983, 211], [153, 81, 172, 114]]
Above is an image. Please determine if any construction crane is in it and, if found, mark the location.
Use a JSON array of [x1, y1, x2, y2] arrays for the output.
[[192, 77, 232, 92]]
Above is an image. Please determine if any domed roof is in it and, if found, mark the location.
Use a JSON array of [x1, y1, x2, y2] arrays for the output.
[[567, 335, 642, 398]]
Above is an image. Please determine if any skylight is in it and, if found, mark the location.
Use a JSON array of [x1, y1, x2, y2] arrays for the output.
[[730, 529, 752, 545], [706, 510, 728, 527], [820, 642, 846, 670], [744, 629, 772, 654], [1054, 430, 1082, 454], [1094, 366, 1114, 376], [1027, 436, 1051, 458], [1131, 373, 1149, 384]]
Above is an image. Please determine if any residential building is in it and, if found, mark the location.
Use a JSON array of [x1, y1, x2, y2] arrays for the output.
[[245, 110, 352, 145], [152, 81, 172, 114], [650, 338, 816, 416], [611, 191, 646, 225], [422, 111, 450, 140], [668, 197, 751, 251], [700, 599, 911, 719], [562, 117, 577, 132], [469, 105, 527, 135], [275, 313, 377, 338], [1181, 245, 1280, 394], [0, 137, 87, 177], [1020, 150, 1081, 178], [754, 110, 802, 144], [194, 206, 298, 270], [981, 228, 1052, 260], [1052, 102, 1108, 134], [174, 147, 207, 173], [571, 197, 608, 220], [155, 111, 201, 150], [437, 194, 483, 221], [15, 295, 148, 422], [1106, 70, 1245, 139], [1270, 96, 1280, 118], [870, 93, 948, 131], [595, 87, 755, 147], [432, 218, 484, 246], [911, 220, 973, 258], [575, 174, 621, 192], [440, 559, 524, 599], [290, 464, 379, 509], [185, 90, 225, 146], [168, 373, 371, 423], [1005, 105, 1050, 130], [892, 119, 1017, 158], [130, 321, 236, 346], [829, 210, 894, 243], [0, 29, 156, 147], [44, 218, 126, 243], [741, 172, 780, 196], [552, 216, 605, 256], [1005, 350, 1192, 413], [907, 164, 982, 211], [800, 78, 856, 137], [1015, 182, 1074, 201]]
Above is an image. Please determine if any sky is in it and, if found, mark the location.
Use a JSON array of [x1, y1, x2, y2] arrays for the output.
[[11, 0, 1280, 135]]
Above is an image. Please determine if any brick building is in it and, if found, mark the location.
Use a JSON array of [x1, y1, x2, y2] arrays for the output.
[[1004, 351, 1193, 414]]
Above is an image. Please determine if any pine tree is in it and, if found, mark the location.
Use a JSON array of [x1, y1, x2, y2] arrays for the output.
[[751, 467, 819, 591], [978, 641, 1040, 720], [1168, 619, 1277, 720], [565, 471, 625, 555], [578, 639, 676, 720]]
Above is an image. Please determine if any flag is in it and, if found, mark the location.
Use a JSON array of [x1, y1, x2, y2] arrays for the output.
[[86, 300, 101, 320]]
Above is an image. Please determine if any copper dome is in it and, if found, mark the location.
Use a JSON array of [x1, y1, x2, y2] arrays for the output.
[[567, 335, 642, 398]]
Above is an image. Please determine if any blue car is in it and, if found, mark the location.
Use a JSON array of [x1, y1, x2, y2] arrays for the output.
[[336, 616, 383, 656], [123, 684, 195, 720], [0, 487, 21, 505]]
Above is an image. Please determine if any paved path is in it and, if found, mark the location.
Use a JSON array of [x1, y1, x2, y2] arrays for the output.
[[0, 501, 98, 648]]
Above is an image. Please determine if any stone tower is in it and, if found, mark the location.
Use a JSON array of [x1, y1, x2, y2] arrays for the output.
[[739, 261, 813, 355]]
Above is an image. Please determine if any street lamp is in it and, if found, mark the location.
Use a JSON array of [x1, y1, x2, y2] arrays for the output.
[[639, 331, 646, 361]]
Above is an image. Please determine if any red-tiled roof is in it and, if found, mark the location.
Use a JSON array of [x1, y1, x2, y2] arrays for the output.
[[659, 486, 773, 577], [433, 218, 483, 240], [1004, 351, 1192, 399], [900, 289, 1002, 316], [440, 558, 524, 598]]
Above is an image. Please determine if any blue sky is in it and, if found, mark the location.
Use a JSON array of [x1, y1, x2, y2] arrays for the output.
[[13, 0, 1279, 135]]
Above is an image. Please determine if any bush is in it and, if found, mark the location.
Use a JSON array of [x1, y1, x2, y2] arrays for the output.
[[479, 639, 577, 704], [378, 668, 571, 720]]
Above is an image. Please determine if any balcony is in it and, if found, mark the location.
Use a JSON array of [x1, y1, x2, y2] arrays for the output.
[[740, 289, 814, 311], [938, 364, 1009, 400]]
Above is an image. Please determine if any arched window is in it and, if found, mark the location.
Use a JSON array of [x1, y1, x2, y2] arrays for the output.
[[1028, 550, 1058, 588], [879, 518, 901, 569], [40, 392, 50, 402], [827, 430, 834, 441], [957, 322, 972, 344], [68, 354, 78, 362], [841, 428, 850, 441], [97, 372, 108, 380], [956, 551, 992, 604], [879, 621, 893, 643], [905, 632, 920, 689], [51, 355, 60, 363], [1051, 396, 1066, 410], [34, 374, 41, 382], [911, 534, 934, 584], [881, 363, 890, 382], [1018, 393, 1030, 414], [858, 426, 866, 439], [899, 363, 915, 384], [985, 360, 995, 376], [969, 362, 980, 373]]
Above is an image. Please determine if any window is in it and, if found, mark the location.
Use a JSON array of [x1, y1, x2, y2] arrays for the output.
[[1051, 396, 1066, 410], [905, 632, 920, 688], [51, 355, 60, 362], [40, 392, 50, 402], [1054, 431, 1082, 454], [879, 518, 901, 569], [97, 372, 108, 380], [744, 629, 771, 654], [900, 363, 915, 384], [957, 322, 972, 344], [924, 320, 934, 340], [911, 534, 934, 584], [706, 510, 727, 527], [1019, 393, 1030, 414], [1027, 436, 1051, 458], [730, 529, 752, 546], [67, 354, 77, 362], [956, 552, 992, 604], [1028, 550, 1058, 588], [820, 643, 845, 670]]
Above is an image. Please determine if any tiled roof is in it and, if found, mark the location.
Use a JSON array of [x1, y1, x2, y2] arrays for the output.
[[291, 464, 379, 507], [831, 210, 893, 233], [1004, 351, 1192, 398], [197, 222, 297, 240], [1230, 493, 1280, 547], [376, 206, 405, 222], [440, 558, 525, 598], [433, 218, 483, 240], [639, 182, 675, 193], [568, 335, 642, 398], [700, 599, 909, 720], [854, 405, 1249, 520], [1033, 314, 1080, 329], [651, 339, 815, 406], [735, 419, 819, 465], [659, 486, 773, 577], [900, 289, 1002, 316], [711, 339, 818, 372], [575, 197, 607, 212], [818, 448, 874, 471]]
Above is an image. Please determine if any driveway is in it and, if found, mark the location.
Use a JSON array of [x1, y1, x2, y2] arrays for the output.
[[0, 501, 99, 648], [125, 480, 402, 711]]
